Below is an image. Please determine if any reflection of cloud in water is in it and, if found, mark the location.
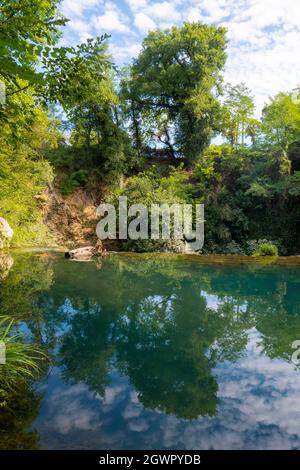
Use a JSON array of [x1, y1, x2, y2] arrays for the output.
[[45, 382, 100, 434], [153, 330, 300, 450], [104, 384, 126, 407], [200, 291, 220, 310], [128, 419, 150, 433], [214, 329, 300, 446], [200, 290, 248, 313], [122, 402, 142, 420], [33, 335, 300, 449]]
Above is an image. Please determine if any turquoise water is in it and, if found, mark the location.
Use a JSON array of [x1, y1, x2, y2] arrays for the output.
[[1, 252, 300, 449]]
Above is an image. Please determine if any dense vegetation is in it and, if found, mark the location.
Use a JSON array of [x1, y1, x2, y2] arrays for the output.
[[0, 1, 300, 253]]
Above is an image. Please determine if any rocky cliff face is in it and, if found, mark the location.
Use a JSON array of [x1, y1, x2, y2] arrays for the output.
[[43, 183, 100, 248], [0, 217, 14, 249]]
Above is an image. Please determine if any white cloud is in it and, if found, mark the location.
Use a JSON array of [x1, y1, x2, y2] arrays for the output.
[[186, 7, 205, 23], [182, 0, 300, 115], [93, 7, 130, 33], [144, 1, 181, 22], [62, 0, 101, 18], [127, 0, 181, 24], [126, 0, 147, 12], [134, 13, 157, 33], [236, 0, 300, 29], [67, 18, 93, 36], [201, 0, 228, 22], [109, 41, 142, 62]]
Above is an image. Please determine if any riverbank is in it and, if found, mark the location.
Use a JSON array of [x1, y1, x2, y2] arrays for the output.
[[3, 248, 300, 265]]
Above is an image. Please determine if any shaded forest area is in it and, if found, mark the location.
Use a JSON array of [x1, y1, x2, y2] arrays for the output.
[[1, 1, 300, 253]]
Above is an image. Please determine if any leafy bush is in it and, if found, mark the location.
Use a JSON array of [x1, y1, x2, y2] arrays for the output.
[[106, 165, 191, 252], [201, 240, 245, 255], [222, 241, 245, 255], [60, 169, 89, 195], [108, 164, 191, 205], [253, 242, 279, 257], [122, 238, 166, 253]]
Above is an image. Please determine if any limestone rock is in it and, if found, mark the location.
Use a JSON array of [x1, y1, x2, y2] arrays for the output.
[[0, 217, 14, 249]]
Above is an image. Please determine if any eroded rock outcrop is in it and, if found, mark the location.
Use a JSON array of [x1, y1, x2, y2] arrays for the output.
[[44, 183, 100, 246], [0, 217, 13, 249]]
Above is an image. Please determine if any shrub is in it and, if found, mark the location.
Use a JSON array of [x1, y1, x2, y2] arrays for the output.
[[253, 242, 278, 257], [122, 238, 166, 253], [222, 241, 245, 255], [61, 169, 89, 196], [105, 165, 192, 252]]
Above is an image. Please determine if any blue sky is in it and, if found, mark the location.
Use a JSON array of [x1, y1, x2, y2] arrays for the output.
[[60, 0, 300, 116]]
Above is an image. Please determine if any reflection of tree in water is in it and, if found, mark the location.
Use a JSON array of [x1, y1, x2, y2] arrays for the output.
[[246, 274, 300, 361], [0, 382, 41, 450], [2, 253, 300, 427], [60, 300, 117, 396], [115, 290, 219, 419], [194, 262, 300, 362], [0, 254, 53, 320], [0, 253, 14, 280], [56, 258, 257, 419], [0, 253, 57, 354], [57, 258, 300, 419]]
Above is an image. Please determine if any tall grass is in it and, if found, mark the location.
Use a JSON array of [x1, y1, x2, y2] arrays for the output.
[[0, 315, 46, 407]]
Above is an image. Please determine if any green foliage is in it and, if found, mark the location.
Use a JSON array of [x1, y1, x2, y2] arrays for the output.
[[221, 83, 257, 148], [0, 0, 66, 89], [121, 22, 227, 163], [285, 172, 300, 196], [53, 39, 134, 182], [43, 36, 114, 109], [262, 89, 300, 151], [0, 315, 45, 407], [107, 165, 191, 252], [0, 99, 56, 245], [0, 310, 44, 449], [60, 169, 89, 196], [253, 242, 279, 257], [108, 164, 190, 207]]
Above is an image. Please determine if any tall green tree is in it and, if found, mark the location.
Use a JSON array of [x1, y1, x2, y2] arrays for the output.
[[222, 83, 256, 148], [262, 89, 300, 151], [122, 22, 227, 164], [58, 41, 135, 181]]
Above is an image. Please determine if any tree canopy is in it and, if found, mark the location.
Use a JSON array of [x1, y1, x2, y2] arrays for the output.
[[121, 22, 227, 164]]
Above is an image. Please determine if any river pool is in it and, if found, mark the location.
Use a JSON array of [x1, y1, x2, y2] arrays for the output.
[[1, 252, 300, 449]]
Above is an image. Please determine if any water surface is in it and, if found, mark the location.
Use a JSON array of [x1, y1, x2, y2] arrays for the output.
[[1, 252, 300, 449]]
